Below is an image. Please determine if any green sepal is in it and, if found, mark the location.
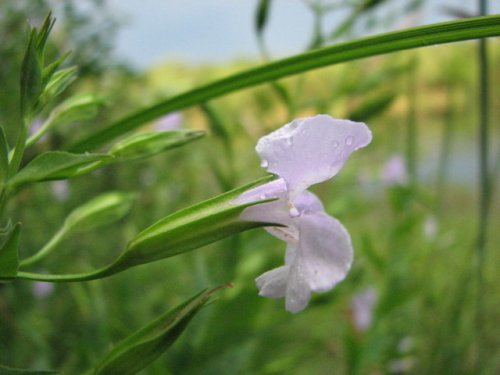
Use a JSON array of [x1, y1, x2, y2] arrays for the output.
[[108, 176, 275, 273], [92, 288, 216, 375], [0, 223, 20, 282], [0, 127, 9, 186], [65, 191, 135, 233], [8, 151, 112, 189], [0, 364, 57, 374], [109, 130, 205, 161]]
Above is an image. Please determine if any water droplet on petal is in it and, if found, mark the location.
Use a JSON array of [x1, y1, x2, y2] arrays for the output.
[[289, 206, 300, 217], [259, 194, 266, 200], [332, 141, 339, 148], [285, 137, 294, 146], [260, 159, 269, 168], [346, 136, 353, 146]]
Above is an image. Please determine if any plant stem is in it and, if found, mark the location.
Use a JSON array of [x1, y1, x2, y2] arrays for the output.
[[19, 225, 68, 267], [8, 117, 29, 178], [475, 0, 490, 369]]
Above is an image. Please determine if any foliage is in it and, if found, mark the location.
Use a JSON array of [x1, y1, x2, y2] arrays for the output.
[[0, 2, 499, 375]]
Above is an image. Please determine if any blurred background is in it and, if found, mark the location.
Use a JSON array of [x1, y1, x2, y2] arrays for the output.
[[0, 0, 499, 374]]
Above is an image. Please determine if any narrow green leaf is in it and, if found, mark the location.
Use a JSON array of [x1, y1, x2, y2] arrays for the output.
[[0, 365, 57, 374], [68, 15, 500, 152], [256, 0, 271, 34], [34, 13, 56, 61], [36, 67, 78, 112], [8, 151, 112, 189], [20, 192, 134, 267], [0, 223, 20, 282], [20, 29, 43, 118], [109, 130, 205, 161], [27, 94, 104, 147], [92, 288, 215, 375], [65, 192, 135, 232], [0, 127, 9, 185], [111, 176, 276, 272], [42, 51, 71, 86]]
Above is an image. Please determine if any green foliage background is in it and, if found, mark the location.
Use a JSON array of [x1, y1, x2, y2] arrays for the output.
[[0, 1, 499, 374]]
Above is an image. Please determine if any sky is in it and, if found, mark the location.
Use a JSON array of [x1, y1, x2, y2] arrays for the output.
[[106, 0, 499, 70]]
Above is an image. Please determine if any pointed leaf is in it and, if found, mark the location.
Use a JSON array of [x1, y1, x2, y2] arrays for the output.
[[27, 94, 104, 147], [92, 288, 214, 375], [0, 223, 20, 282], [9, 151, 112, 189], [256, 0, 271, 35], [109, 130, 205, 161], [20, 29, 42, 118]]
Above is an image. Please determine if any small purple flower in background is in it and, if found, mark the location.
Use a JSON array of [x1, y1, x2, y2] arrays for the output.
[[235, 115, 372, 312], [32, 281, 54, 299], [51, 180, 70, 202], [351, 287, 377, 331], [381, 154, 408, 186], [154, 112, 183, 131], [29, 118, 46, 142]]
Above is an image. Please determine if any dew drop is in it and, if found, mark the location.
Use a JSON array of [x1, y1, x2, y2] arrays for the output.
[[289, 206, 300, 217], [285, 137, 293, 146], [260, 159, 269, 168], [345, 136, 353, 146], [259, 194, 266, 200], [332, 141, 339, 148]]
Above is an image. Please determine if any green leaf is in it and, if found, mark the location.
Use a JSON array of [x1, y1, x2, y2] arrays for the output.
[[92, 288, 215, 375], [36, 67, 78, 112], [0, 127, 9, 185], [65, 192, 135, 232], [20, 29, 43, 118], [109, 130, 205, 161], [20, 192, 134, 267], [255, 0, 271, 35], [27, 94, 104, 147], [0, 365, 57, 374], [0, 223, 20, 282], [111, 176, 276, 273], [8, 151, 112, 189], [68, 15, 500, 152]]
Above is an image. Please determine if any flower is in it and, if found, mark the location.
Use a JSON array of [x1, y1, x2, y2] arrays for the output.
[[381, 154, 408, 186], [235, 115, 372, 312], [154, 112, 183, 131]]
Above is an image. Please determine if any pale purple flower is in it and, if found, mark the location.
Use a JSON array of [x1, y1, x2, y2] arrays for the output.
[[381, 154, 408, 185], [235, 115, 372, 312], [32, 281, 54, 299], [51, 180, 70, 202], [154, 112, 183, 131], [351, 287, 377, 331]]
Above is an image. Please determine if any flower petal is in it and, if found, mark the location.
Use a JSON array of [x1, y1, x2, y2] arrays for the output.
[[295, 211, 353, 293], [256, 114, 372, 198], [256, 265, 289, 298], [285, 265, 312, 313]]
